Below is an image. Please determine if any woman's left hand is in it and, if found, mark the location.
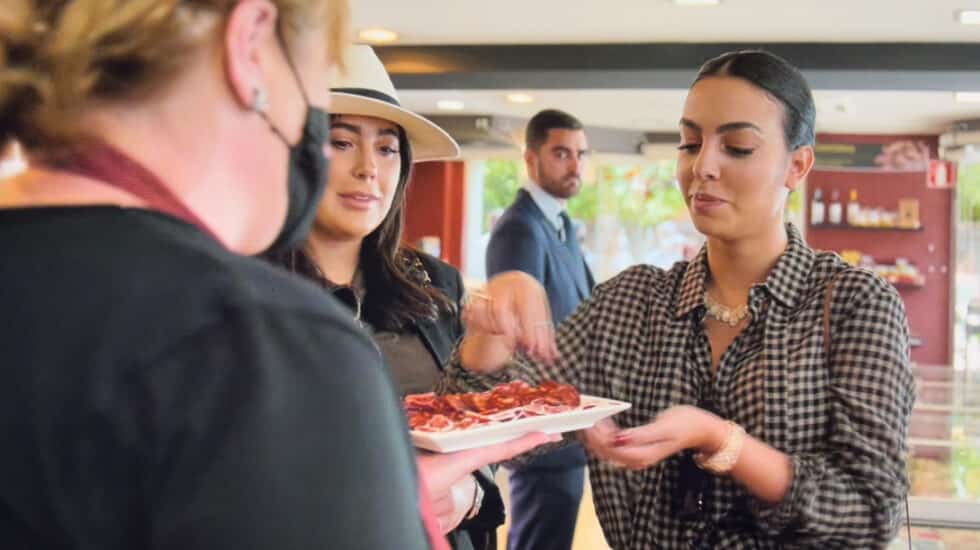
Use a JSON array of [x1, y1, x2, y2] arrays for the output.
[[580, 406, 728, 470]]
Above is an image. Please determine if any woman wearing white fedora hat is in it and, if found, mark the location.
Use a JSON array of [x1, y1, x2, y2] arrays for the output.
[[270, 45, 554, 550]]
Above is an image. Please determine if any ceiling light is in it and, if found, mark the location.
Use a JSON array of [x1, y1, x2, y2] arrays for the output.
[[817, 97, 857, 116], [358, 28, 399, 44], [955, 91, 980, 103], [673, 0, 721, 6], [436, 99, 465, 111], [506, 93, 535, 104], [957, 10, 980, 24]]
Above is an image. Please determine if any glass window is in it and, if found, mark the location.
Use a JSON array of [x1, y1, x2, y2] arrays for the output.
[[461, 156, 702, 284], [907, 159, 980, 527], [578, 162, 700, 281]]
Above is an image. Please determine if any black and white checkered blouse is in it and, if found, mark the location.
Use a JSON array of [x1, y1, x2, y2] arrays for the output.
[[442, 224, 915, 549]]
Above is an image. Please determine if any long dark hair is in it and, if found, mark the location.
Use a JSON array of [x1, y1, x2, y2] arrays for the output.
[[271, 118, 454, 331], [694, 50, 816, 151]]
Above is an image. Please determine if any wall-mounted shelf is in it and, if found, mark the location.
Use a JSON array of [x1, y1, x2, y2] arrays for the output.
[[808, 224, 924, 232], [892, 281, 927, 290]]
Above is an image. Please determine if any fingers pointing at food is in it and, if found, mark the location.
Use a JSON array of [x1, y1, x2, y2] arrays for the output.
[[461, 271, 559, 366]]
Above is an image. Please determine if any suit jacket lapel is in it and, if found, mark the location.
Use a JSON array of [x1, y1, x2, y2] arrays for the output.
[[560, 214, 593, 299], [415, 316, 453, 370], [568, 247, 591, 300], [516, 189, 559, 239], [517, 189, 591, 299]]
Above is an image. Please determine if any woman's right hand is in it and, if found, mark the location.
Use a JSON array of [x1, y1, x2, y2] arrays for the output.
[[460, 271, 558, 371], [417, 432, 560, 532]]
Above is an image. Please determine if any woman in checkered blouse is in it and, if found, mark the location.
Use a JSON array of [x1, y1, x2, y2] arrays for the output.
[[446, 50, 915, 549]]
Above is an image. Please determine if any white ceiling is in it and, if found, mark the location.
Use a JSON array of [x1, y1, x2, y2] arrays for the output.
[[352, 0, 980, 44], [354, 1, 980, 134], [399, 89, 980, 135]]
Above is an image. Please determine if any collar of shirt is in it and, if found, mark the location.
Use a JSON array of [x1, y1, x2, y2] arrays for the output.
[[323, 269, 367, 320], [523, 180, 566, 233], [674, 223, 816, 319]]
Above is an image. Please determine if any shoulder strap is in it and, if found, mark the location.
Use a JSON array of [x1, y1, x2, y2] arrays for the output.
[[821, 266, 913, 548], [822, 269, 848, 358]]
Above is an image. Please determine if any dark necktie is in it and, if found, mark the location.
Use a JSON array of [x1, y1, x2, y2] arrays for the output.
[[559, 211, 595, 295], [558, 211, 572, 243]]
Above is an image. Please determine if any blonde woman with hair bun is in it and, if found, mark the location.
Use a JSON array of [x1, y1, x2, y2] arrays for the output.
[[0, 1, 444, 548]]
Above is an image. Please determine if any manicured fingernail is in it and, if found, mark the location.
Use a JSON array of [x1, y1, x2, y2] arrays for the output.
[[613, 435, 631, 446]]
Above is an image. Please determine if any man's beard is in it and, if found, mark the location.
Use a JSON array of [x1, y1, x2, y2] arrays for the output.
[[538, 168, 581, 199]]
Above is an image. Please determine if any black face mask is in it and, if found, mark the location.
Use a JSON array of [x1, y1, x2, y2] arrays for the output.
[[263, 105, 330, 255], [258, 44, 331, 256]]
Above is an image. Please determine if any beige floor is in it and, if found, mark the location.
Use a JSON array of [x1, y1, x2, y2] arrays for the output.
[[494, 468, 611, 550]]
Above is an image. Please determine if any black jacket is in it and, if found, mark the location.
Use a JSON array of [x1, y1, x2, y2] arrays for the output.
[[1, 209, 430, 550], [270, 247, 506, 550], [412, 252, 504, 550]]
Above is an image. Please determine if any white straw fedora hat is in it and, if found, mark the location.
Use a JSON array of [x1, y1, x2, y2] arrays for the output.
[[330, 45, 460, 162]]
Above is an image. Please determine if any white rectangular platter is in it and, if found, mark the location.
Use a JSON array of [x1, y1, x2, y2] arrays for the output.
[[411, 395, 631, 453]]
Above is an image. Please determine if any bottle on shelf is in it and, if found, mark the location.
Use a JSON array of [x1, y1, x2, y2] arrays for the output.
[[827, 189, 843, 225], [847, 188, 861, 226], [810, 188, 825, 225], [868, 208, 882, 227]]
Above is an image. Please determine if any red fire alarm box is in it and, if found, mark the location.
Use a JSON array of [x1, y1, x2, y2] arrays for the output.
[[927, 159, 956, 189]]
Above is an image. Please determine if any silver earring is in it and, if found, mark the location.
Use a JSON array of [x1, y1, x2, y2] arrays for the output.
[[252, 87, 268, 113]]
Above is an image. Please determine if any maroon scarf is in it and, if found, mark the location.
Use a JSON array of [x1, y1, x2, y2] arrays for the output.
[[45, 142, 219, 242]]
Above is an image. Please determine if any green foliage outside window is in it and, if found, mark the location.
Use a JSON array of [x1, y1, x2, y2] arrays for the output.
[[566, 179, 598, 222], [952, 433, 980, 498], [959, 163, 980, 222], [481, 160, 522, 232], [593, 164, 686, 227], [480, 158, 688, 231]]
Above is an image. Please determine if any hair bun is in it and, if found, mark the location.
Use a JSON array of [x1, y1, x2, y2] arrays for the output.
[[0, 1, 194, 150], [0, 0, 48, 147]]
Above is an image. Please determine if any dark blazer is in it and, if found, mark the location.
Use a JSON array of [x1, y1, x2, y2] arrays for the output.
[[413, 252, 505, 550], [486, 189, 594, 470], [487, 189, 594, 323]]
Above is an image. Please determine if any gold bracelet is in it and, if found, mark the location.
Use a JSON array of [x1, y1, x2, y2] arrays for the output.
[[694, 421, 746, 475]]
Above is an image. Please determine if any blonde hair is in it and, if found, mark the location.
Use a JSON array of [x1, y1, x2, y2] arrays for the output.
[[0, 0, 349, 152]]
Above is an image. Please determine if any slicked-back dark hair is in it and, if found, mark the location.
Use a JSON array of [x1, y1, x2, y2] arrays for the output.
[[525, 109, 584, 151], [694, 50, 816, 150]]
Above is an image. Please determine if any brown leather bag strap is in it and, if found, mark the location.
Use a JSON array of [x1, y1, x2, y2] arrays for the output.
[[822, 270, 849, 358]]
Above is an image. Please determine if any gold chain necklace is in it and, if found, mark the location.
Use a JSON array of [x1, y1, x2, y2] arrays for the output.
[[703, 291, 750, 327]]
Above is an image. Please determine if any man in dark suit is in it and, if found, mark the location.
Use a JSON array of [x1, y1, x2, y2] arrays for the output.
[[486, 109, 594, 550]]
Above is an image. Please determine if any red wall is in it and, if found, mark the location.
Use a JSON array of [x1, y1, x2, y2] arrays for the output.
[[403, 161, 465, 269], [806, 134, 953, 366]]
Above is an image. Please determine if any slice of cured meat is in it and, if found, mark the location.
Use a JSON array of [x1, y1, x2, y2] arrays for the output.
[[404, 381, 582, 432]]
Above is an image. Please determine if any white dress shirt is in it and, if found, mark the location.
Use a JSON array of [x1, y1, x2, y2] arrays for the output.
[[523, 180, 567, 240]]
